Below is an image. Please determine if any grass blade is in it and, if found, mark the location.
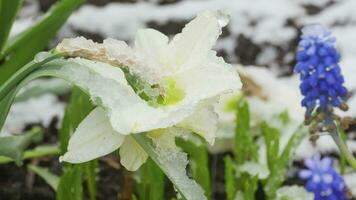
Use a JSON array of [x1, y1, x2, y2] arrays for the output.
[[83, 160, 98, 200], [28, 164, 60, 191], [0, 0, 22, 55], [134, 158, 165, 200], [264, 125, 306, 199], [224, 155, 236, 200], [0, 127, 42, 165], [57, 165, 83, 200], [59, 86, 94, 154], [234, 98, 258, 164], [132, 134, 207, 200], [0, 0, 84, 85], [176, 136, 212, 199], [0, 145, 60, 164], [59, 86, 94, 199], [261, 122, 280, 170]]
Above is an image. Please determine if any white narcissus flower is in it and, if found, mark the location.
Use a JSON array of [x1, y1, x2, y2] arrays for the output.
[[57, 10, 242, 171]]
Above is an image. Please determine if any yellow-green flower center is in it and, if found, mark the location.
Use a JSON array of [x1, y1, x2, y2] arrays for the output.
[[157, 77, 185, 106]]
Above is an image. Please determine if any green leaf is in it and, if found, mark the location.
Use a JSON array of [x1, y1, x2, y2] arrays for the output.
[[176, 135, 211, 200], [59, 86, 95, 199], [57, 165, 83, 200], [0, 127, 42, 165], [0, 0, 84, 85], [234, 98, 258, 164], [0, 53, 59, 134], [0, 0, 22, 55], [132, 134, 207, 200], [83, 160, 98, 200], [224, 155, 236, 200], [134, 158, 165, 200], [0, 145, 60, 164], [28, 164, 60, 191], [0, 89, 16, 131], [264, 125, 306, 199], [261, 122, 280, 170], [242, 175, 258, 200], [59, 86, 94, 154], [15, 79, 70, 103], [0, 51, 60, 103]]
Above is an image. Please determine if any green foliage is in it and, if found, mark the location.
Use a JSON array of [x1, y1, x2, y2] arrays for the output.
[[0, 0, 84, 85], [176, 135, 212, 199], [134, 158, 165, 200], [226, 98, 307, 200], [58, 86, 95, 200], [83, 160, 99, 200], [0, 0, 22, 55], [233, 98, 258, 164], [0, 52, 60, 132], [338, 127, 347, 174], [0, 89, 16, 131], [278, 110, 290, 125], [224, 155, 236, 200], [59, 87, 94, 154], [0, 145, 60, 164], [264, 125, 306, 199], [0, 127, 42, 165], [28, 164, 60, 191], [132, 134, 206, 200], [57, 165, 83, 200], [240, 174, 258, 200], [261, 122, 280, 170]]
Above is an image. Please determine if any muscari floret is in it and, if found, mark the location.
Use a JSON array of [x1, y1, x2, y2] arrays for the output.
[[294, 24, 353, 141], [299, 154, 349, 200], [295, 24, 348, 119]]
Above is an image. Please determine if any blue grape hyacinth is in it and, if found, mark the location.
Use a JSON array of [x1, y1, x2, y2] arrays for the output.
[[299, 154, 349, 200], [295, 24, 348, 120]]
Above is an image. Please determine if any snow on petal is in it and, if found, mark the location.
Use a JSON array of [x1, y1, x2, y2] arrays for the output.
[[60, 107, 125, 163], [119, 136, 148, 171], [102, 38, 137, 67], [167, 10, 229, 71], [52, 58, 190, 134], [56, 36, 103, 58], [150, 132, 207, 200], [52, 54, 240, 136]]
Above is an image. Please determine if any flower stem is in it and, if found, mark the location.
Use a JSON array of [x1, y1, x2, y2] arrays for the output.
[[329, 122, 356, 170]]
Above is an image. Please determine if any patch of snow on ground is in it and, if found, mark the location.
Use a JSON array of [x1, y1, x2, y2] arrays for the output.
[[1, 94, 65, 136], [68, 0, 305, 45], [344, 173, 356, 196]]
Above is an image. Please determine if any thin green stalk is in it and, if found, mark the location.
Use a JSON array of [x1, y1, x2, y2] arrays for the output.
[[325, 114, 356, 170], [330, 128, 356, 170], [0, 145, 60, 164]]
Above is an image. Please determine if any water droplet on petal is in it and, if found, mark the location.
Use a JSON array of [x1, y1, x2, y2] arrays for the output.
[[34, 51, 51, 63], [215, 10, 230, 27]]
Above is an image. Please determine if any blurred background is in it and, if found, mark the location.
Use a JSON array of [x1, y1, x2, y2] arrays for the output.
[[2, 0, 356, 199], [13, 0, 356, 77]]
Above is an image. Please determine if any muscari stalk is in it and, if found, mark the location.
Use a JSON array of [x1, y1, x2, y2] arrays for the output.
[[295, 24, 356, 170]]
